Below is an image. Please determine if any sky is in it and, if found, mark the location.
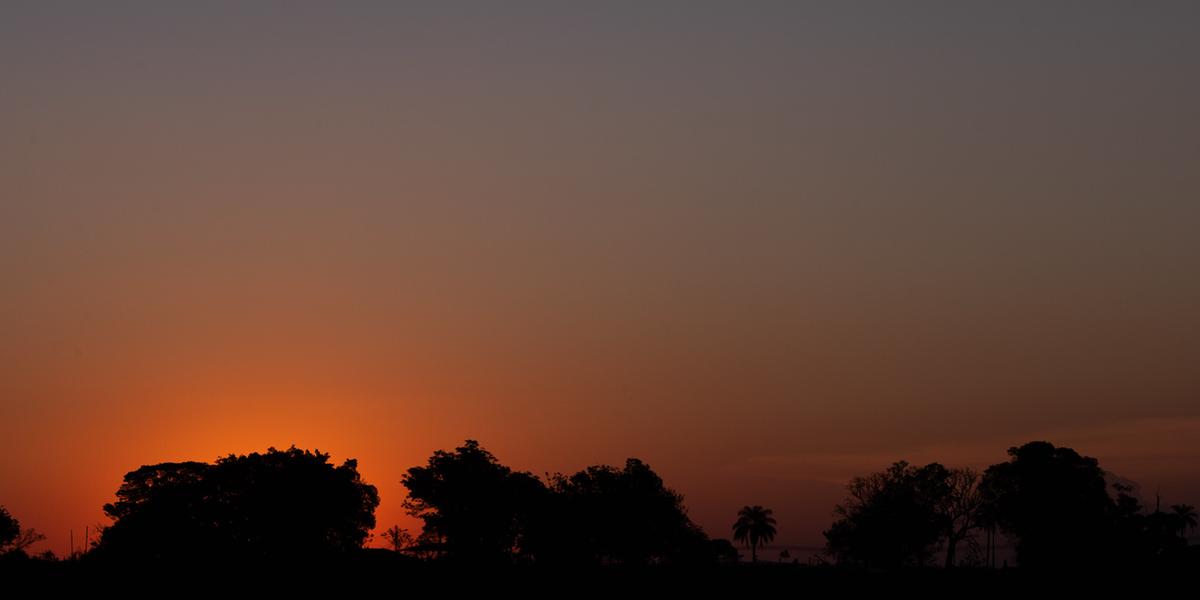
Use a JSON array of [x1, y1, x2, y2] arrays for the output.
[[2, 1, 1199, 556]]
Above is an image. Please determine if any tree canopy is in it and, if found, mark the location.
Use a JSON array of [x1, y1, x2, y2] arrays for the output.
[[822, 442, 1198, 570], [979, 441, 1115, 569], [402, 440, 715, 566], [401, 439, 546, 564], [96, 446, 379, 562], [0, 506, 45, 559], [824, 461, 985, 568], [546, 458, 710, 565], [0, 507, 19, 551]]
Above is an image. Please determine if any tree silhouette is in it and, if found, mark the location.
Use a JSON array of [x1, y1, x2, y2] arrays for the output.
[[96, 446, 379, 561], [1107, 483, 1194, 565], [401, 440, 546, 564], [382, 525, 415, 553], [400, 442, 718, 566], [0, 507, 18, 551], [0, 506, 45, 557], [1171, 504, 1197, 540], [544, 458, 710, 565], [823, 461, 952, 568], [940, 467, 985, 568], [980, 441, 1114, 569], [732, 505, 776, 563], [824, 462, 987, 569]]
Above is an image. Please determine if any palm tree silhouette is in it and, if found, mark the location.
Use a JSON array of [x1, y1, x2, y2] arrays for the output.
[[1172, 504, 1197, 540], [732, 505, 777, 563]]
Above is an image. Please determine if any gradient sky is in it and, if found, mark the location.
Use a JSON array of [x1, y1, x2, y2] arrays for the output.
[[2, 1, 1199, 556]]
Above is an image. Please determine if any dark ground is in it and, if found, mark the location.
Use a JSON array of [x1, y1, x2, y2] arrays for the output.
[[4, 550, 1197, 597]]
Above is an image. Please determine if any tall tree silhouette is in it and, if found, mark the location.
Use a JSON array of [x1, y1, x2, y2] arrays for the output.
[[96, 446, 379, 561], [732, 505, 776, 563]]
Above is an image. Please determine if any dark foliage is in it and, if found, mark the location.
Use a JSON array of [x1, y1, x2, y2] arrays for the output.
[[0, 506, 45, 557], [824, 461, 959, 568], [980, 441, 1115, 568], [0, 507, 18, 550], [732, 505, 777, 563], [1107, 484, 1190, 566], [3, 437, 1192, 575], [95, 446, 378, 561], [979, 440, 1195, 569], [403, 441, 715, 566], [821, 442, 1199, 571], [401, 440, 547, 564], [543, 458, 711, 565]]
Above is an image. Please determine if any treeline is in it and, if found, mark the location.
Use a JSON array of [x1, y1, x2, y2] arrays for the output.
[[1, 439, 1196, 571], [824, 441, 1196, 570], [15, 441, 725, 566]]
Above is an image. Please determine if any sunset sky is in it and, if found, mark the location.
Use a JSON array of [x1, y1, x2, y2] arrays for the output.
[[2, 2, 1198, 556]]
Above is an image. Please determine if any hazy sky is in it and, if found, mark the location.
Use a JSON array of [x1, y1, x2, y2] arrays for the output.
[[2, 1, 1199, 555]]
